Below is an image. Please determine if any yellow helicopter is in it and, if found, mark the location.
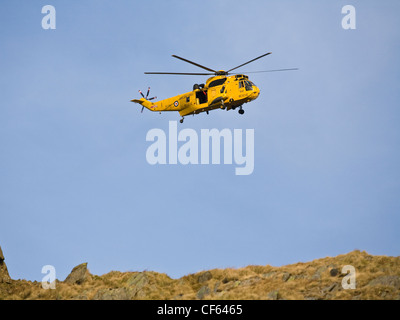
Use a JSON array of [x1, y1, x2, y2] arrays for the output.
[[131, 52, 297, 123]]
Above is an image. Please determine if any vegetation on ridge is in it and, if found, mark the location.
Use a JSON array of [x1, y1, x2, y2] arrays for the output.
[[0, 250, 399, 300]]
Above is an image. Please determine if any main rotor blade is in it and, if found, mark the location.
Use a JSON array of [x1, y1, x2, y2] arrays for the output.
[[172, 55, 218, 73], [227, 52, 272, 73], [236, 68, 299, 74], [145, 72, 214, 76]]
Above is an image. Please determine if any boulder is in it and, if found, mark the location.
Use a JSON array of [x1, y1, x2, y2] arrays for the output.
[[93, 288, 130, 300], [322, 283, 338, 294], [311, 266, 327, 280], [262, 271, 277, 278], [267, 290, 279, 300], [368, 275, 400, 289], [64, 262, 91, 285], [282, 272, 291, 282], [198, 271, 212, 283], [197, 285, 210, 300], [240, 277, 261, 286], [126, 272, 150, 298], [330, 268, 339, 277], [0, 246, 11, 283], [127, 272, 149, 289]]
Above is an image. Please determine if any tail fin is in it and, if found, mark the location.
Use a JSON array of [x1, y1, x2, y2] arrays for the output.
[[130, 98, 156, 112]]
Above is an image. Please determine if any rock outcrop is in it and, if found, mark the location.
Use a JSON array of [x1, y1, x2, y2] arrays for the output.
[[0, 246, 11, 283], [1, 250, 400, 300], [64, 262, 92, 285]]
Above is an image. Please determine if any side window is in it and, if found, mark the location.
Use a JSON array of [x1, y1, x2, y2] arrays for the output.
[[239, 81, 244, 88], [209, 78, 227, 88], [186, 96, 190, 103]]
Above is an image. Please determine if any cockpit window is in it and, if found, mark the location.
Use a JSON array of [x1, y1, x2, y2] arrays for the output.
[[244, 80, 253, 91]]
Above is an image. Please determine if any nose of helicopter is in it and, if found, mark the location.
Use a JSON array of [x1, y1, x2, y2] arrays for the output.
[[251, 86, 260, 100]]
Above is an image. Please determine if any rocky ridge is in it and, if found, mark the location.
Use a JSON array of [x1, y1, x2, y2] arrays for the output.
[[0, 249, 399, 300]]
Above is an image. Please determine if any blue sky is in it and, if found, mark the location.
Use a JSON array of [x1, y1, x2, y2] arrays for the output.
[[1, 1, 399, 282]]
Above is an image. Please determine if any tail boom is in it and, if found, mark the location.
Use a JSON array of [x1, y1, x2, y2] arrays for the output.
[[131, 98, 159, 112]]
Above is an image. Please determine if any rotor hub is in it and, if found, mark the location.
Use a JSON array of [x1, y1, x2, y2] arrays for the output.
[[216, 70, 228, 76]]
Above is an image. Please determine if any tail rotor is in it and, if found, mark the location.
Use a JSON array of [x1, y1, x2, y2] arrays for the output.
[[138, 87, 157, 113]]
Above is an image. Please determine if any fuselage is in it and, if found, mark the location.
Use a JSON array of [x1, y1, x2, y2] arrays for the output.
[[133, 74, 260, 116]]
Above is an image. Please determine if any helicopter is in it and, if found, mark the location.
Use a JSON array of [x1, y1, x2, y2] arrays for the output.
[[131, 52, 297, 123]]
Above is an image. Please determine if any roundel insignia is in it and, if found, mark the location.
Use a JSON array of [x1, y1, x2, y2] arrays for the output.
[[174, 101, 179, 107]]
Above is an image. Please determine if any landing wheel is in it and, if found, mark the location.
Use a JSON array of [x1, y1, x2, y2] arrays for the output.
[[238, 109, 245, 115], [180, 118, 184, 124]]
